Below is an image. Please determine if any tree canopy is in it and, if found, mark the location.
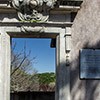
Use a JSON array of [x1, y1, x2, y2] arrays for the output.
[[11, 40, 56, 92]]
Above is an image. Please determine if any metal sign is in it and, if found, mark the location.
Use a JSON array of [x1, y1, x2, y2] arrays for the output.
[[80, 49, 100, 79]]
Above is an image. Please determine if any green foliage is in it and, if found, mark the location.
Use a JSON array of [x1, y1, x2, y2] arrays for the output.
[[11, 69, 39, 92], [36, 72, 56, 85], [11, 71, 56, 92]]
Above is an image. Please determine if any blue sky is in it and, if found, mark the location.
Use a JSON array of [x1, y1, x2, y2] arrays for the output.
[[12, 38, 55, 73]]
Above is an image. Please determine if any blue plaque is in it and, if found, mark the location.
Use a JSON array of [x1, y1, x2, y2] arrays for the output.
[[80, 49, 100, 79]]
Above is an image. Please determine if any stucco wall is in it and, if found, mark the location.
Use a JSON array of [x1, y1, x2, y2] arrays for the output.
[[71, 0, 100, 100]]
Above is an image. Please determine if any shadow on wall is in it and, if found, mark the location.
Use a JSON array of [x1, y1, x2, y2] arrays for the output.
[[70, 40, 100, 100], [56, 60, 70, 100]]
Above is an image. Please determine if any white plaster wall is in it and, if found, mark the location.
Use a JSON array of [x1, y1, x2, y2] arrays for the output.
[[71, 0, 100, 100]]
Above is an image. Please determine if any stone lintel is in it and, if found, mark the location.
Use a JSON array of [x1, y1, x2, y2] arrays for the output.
[[0, 7, 16, 13], [0, 5, 80, 14], [0, 7, 80, 13], [0, 22, 72, 28], [1, 26, 61, 38]]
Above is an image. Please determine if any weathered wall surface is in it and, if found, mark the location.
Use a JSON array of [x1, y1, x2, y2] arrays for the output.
[[71, 0, 100, 100]]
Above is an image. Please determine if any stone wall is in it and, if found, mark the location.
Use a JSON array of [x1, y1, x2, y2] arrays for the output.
[[71, 0, 100, 100]]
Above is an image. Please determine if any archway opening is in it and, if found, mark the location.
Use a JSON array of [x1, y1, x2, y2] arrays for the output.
[[10, 38, 56, 100]]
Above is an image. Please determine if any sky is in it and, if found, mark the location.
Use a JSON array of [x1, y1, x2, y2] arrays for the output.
[[12, 38, 56, 73]]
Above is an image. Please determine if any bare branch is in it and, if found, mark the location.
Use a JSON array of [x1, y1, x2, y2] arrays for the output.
[[11, 56, 27, 75]]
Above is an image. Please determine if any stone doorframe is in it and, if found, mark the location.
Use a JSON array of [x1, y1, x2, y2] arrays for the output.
[[0, 22, 71, 100]]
